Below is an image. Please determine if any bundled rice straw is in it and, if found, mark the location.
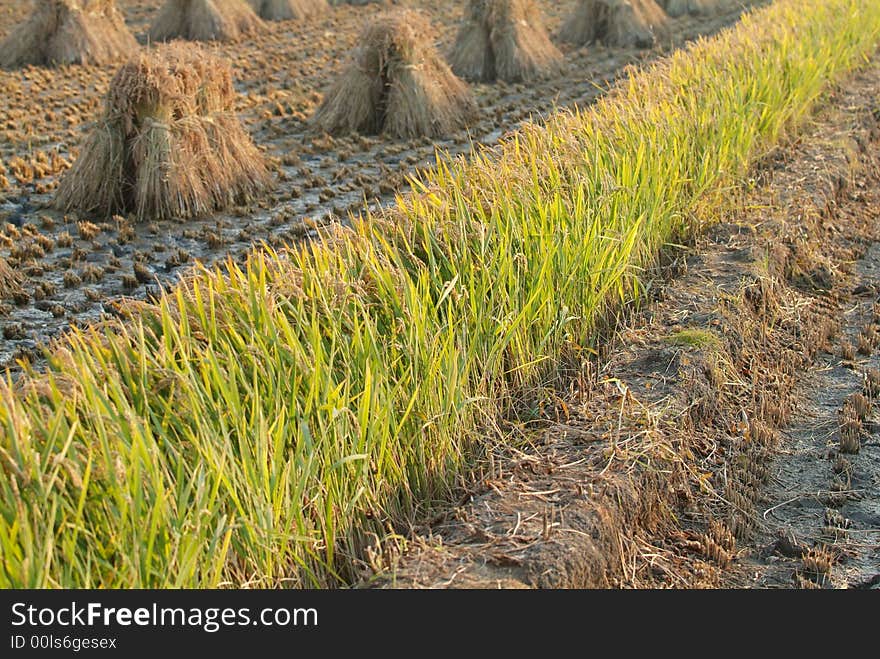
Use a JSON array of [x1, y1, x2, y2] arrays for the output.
[[312, 10, 477, 138], [150, 0, 264, 42], [0, 0, 138, 69], [247, 0, 328, 21], [559, 0, 669, 49], [55, 44, 271, 221], [449, 0, 563, 83], [0, 257, 23, 302]]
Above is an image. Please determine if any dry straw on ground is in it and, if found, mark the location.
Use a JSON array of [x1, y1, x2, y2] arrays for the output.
[[449, 0, 563, 83], [248, 0, 328, 21], [560, 0, 669, 49], [150, 0, 264, 42], [55, 44, 271, 221], [312, 10, 477, 138], [0, 0, 138, 69]]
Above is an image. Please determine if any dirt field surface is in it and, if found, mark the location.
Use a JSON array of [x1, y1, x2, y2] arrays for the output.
[[727, 244, 880, 589], [0, 0, 764, 368], [365, 61, 880, 589]]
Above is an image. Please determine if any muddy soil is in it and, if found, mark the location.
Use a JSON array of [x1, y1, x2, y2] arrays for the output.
[[363, 61, 880, 589], [0, 0, 764, 368]]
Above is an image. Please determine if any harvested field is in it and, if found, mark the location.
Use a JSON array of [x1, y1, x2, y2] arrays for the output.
[[0, 0, 762, 368], [2, 0, 880, 592], [662, 0, 731, 17], [248, 0, 329, 22]]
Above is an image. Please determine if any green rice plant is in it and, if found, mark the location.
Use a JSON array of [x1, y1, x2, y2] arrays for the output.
[[2, 0, 879, 588]]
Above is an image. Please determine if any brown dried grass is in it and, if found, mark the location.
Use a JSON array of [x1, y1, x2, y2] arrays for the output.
[[449, 0, 563, 83], [55, 44, 271, 222], [845, 392, 871, 420], [0, 0, 138, 69], [560, 0, 670, 49], [247, 0, 327, 21], [312, 10, 477, 138], [150, 0, 264, 42], [839, 416, 862, 454]]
